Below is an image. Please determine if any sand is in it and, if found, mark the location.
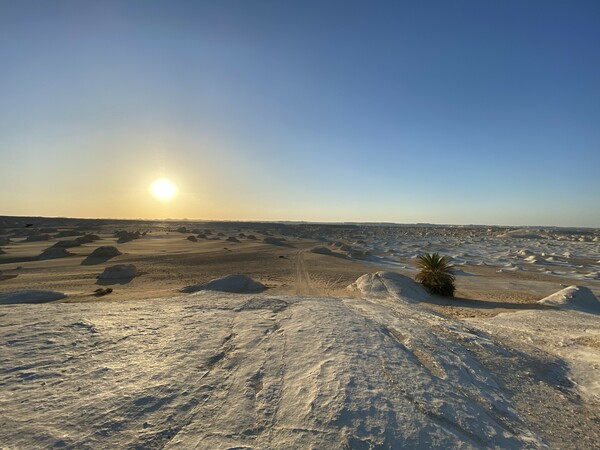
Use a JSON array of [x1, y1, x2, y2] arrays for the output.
[[1, 217, 599, 448]]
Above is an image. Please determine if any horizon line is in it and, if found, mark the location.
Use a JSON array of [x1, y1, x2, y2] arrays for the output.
[[1, 214, 598, 230]]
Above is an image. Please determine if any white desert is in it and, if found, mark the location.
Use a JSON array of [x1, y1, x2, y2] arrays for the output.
[[1, 217, 599, 448], [2, 3, 599, 448]]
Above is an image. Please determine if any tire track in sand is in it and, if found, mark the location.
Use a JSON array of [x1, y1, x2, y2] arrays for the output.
[[294, 251, 316, 296]]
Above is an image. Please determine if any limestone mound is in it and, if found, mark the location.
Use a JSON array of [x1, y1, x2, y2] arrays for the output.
[[0, 290, 67, 304], [89, 246, 122, 258], [98, 264, 138, 280], [310, 246, 346, 258], [264, 237, 292, 247], [498, 229, 544, 239], [39, 247, 73, 260], [348, 271, 430, 302], [25, 234, 51, 242], [180, 274, 266, 294], [538, 286, 600, 314], [75, 234, 100, 244], [55, 230, 81, 238], [52, 240, 82, 249]]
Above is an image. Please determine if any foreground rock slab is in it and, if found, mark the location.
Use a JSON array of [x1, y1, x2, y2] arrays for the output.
[[2, 291, 582, 448]]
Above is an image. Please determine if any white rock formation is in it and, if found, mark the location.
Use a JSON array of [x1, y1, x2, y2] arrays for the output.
[[348, 271, 430, 302], [0, 290, 66, 304], [538, 285, 600, 314], [180, 274, 266, 293], [98, 264, 138, 279]]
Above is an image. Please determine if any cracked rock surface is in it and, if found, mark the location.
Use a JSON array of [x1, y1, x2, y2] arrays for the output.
[[1, 290, 598, 448]]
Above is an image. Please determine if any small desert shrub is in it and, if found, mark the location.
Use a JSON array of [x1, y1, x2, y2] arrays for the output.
[[415, 252, 456, 297]]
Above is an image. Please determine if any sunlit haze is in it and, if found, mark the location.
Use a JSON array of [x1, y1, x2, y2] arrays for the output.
[[150, 178, 178, 202], [1, 1, 599, 226]]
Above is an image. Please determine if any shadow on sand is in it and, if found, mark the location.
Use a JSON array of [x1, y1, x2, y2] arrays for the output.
[[0, 255, 37, 265], [81, 255, 118, 266], [95, 276, 135, 286], [263, 238, 296, 248]]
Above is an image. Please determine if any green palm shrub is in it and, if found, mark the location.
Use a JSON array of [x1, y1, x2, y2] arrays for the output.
[[415, 253, 456, 297]]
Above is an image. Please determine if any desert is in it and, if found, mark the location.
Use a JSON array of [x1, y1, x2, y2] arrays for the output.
[[2, 1, 600, 448], [1, 216, 599, 449]]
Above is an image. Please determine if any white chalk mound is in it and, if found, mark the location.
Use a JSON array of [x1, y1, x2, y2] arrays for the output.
[[181, 274, 266, 293], [537, 285, 600, 314], [348, 271, 430, 302], [38, 247, 73, 260], [498, 229, 544, 239], [310, 246, 346, 258], [98, 264, 138, 279], [0, 290, 66, 305], [89, 246, 122, 258]]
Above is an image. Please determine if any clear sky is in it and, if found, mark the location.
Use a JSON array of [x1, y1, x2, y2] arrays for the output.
[[1, 1, 599, 226]]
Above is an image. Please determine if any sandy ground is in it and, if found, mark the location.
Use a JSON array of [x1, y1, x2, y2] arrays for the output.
[[0, 230, 373, 303], [1, 219, 600, 448], [1, 223, 594, 318]]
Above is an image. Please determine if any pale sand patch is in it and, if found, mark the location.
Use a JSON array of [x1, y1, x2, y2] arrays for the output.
[[1, 225, 597, 314]]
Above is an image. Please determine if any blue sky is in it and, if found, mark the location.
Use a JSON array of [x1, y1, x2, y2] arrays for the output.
[[1, 1, 599, 226]]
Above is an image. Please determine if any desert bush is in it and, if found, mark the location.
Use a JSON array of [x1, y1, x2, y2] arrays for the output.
[[415, 252, 456, 297]]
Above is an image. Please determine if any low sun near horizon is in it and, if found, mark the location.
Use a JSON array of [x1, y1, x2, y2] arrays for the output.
[[150, 178, 178, 202]]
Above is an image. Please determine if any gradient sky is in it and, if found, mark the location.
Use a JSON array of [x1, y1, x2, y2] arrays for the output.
[[1, 1, 599, 226]]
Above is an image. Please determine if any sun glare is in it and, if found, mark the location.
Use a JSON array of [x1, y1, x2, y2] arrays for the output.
[[150, 178, 177, 201]]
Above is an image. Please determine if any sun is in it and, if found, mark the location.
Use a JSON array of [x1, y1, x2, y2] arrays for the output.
[[150, 178, 177, 201]]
